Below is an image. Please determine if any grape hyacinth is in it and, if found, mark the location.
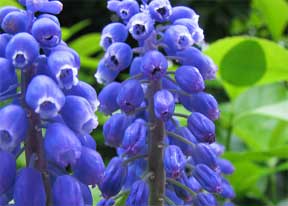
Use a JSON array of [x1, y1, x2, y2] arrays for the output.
[[0, 1, 104, 205], [96, 0, 235, 206]]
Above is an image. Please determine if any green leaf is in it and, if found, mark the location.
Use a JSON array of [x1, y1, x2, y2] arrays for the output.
[[91, 186, 102, 205], [252, 0, 288, 40], [205, 37, 288, 99], [70, 33, 101, 56], [0, 0, 21, 8], [62, 19, 91, 41]]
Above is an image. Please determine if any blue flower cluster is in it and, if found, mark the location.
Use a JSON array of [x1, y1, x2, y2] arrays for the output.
[[97, 0, 235, 205], [0, 1, 104, 205]]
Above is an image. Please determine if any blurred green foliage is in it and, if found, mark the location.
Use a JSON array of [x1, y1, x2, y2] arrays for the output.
[[4, 0, 288, 205]]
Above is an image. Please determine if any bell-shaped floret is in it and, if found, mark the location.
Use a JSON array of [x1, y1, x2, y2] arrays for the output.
[[31, 17, 61, 48], [108, 0, 139, 23], [128, 12, 154, 41], [187, 112, 215, 144], [0, 151, 16, 194], [169, 6, 198, 22], [154, 89, 175, 121], [164, 145, 186, 178], [44, 123, 82, 167], [73, 146, 105, 185], [5, 32, 39, 69], [100, 22, 128, 50], [192, 192, 217, 206], [103, 113, 132, 147], [99, 157, 127, 198], [175, 66, 205, 93], [122, 119, 147, 155], [25, 0, 63, 14], [61, 95, 98, 134], [98, 82, 121, 115], [26, 75, 65, 119], [95, 59, 120, 84], [0, 105, 28, 152], [148, 0, 172, 22], [126, 180, 149, 206], [117, 79, 144, 113], [191, 143, 218, 170], [52, 175, 84, 206], [1, 10, 31, 34], [13, 168, 46, 206], [103, 42, 133, 71]]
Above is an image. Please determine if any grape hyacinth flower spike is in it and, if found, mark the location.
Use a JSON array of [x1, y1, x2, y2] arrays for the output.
[[0, 1, 104, 205], [96, 0, 235, 205]]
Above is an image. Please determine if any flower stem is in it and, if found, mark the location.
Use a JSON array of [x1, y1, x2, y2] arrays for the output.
[[21, 69, 53, 206], [147, 80, 165, 206]]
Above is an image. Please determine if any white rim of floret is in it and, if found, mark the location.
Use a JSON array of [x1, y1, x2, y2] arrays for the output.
[[94, 70, 106, 85], [12, 51, 29, 67], [0, 129, 14, 151], [56, 64, 79, 89], [35, 96, 62, 116], [176, 33, 194, 50], [130, 20, 148, 36], [153, 1, 172, 17]]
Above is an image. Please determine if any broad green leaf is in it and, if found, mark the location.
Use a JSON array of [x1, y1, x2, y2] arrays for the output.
[[62, 19, 91, 41], [0, 0, 21, 7], [252, 0, 288, 40], [70, 33, 101, 56], [204, 37, 288, 99]]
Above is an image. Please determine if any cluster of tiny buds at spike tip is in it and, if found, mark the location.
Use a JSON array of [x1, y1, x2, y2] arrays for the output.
[[97, 0, 235, 206], [0, 0, 105, 205]]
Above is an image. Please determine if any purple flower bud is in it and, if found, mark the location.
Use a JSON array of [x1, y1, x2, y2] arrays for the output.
[[176, 47, 217, 80], [44, 123, 82, 167], [99, 157, 127, 198], [141, 50, 168, 80], [1, 10, 31, 34], [103, 42, 132, 71], [77, 134, 97, 150], [163, 25, 193, 54], [191, 143, 218, 170], [100, 22, 128, 50], [210, 142, 225, 156], [14, 168, 46, 206], [220, 179, 235, 199], [98, 82, 121, 115], [25, 75, 65, 119], [79, 182, 93, 206], [108, 0, 139, 22], [169, 6, 197, 22], [95, 59, 120, 84], [154, 89, 175, 121], [61, 95, 98, 134], [164, 145, 186, 178], [26, 0, 63, 14], [217, 158, 235, 175], [103, 113, 132, 147], [117, 79, 144, 113], [64, 81, 99, 112], [172, 174, 193, 202], [0, 105, 28, 152], [31, 17, 61, 48], [128, 12, 154, 41], [52, 175, 84, 206], [38, 13, 60, 26], [180, 92, 219, 121], [167, 189, 185, 206], [0, 57, 17, 95], [129, 57, 143, 77], [73, 146, 105, 185], [126, 180, 149, 206], [122, 119, 147, 155], [192, 164, 222, 193], [188, 176, 202, 192], [187, 112, 215, 144], [0, 34, 11, 57], [169, 127, 197, 156], [48, 50, 79, 89], [0, 6, 19, 25], [148, 0, 172, 22], [192, 192, 217, 206], [175, 66, 205, 93], [5, 32, 39, 69], [174, 18, 204, 43], [97, 198, 115, 206], [0, 151, 16, 194]]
